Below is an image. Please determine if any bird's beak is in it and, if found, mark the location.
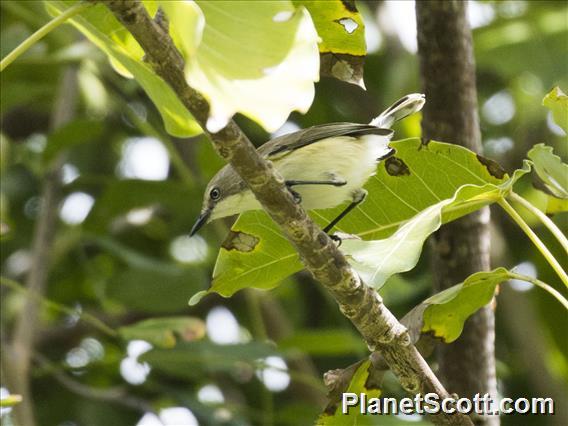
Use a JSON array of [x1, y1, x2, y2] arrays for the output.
[[190, 210, 210, 237]]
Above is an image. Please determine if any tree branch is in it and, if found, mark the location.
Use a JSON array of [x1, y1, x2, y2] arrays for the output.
[[4, 66, 78, 426], [103, 2, 472, 424], [416, 2, 497, 425]]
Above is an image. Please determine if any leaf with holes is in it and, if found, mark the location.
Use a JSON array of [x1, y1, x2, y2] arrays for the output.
[[45, 0, 201, 137], [294, 0, 366, 87], [198, 139, 529, 301]]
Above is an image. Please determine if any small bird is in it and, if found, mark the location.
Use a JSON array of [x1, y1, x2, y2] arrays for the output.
[[190, 93, 425, 236]]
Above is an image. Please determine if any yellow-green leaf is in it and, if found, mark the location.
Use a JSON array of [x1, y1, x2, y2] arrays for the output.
[[163, 0, 320, 132], [527, 143, 568, 200], [294, 0, 366, 87], [543, 86, 568, 132], [45, 0, 201, 137]]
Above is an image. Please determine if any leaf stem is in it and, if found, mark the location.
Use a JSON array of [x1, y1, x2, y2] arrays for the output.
[[0, 276, 117, 337], [509, 191, 568, 254], [498, 199, 568, 287], [507, 272, 568, 310], [0, 1, 91, 72]]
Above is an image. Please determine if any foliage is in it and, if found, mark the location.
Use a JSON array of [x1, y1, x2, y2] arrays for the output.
[[1, 1, 567, 426]]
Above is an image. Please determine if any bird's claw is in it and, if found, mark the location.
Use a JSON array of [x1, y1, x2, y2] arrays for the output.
[[329, 233, 342, 247]]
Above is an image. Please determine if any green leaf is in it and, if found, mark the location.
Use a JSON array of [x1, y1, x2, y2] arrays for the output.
[[527, 143, 568, 200], [45, 1, 201, 137], [340, 160, 530, 290], [543, 86, 568, 132], [203, 139, 528, 300], [162, 0, 320, 132], [412, 268, 510, 343], [209, 212, 302, 297], [317, 360, 384, 425], [278, 329, 366, 356], [294, 0, 366, 87], [118, 317, 205, 348], [140, 341, 279, 380]]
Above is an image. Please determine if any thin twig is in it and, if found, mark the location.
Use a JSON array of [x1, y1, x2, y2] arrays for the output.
[[509, 191, 568, 254], [0, 2, 91, 72], [34, 353, 155, 414], [499, 199, 568, 287], [1, 276, 117, 338]]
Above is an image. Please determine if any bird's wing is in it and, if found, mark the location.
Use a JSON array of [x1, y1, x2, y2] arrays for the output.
[[259, 123, 394, 159]]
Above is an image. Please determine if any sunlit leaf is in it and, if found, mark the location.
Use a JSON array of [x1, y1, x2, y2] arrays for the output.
[[163, 0, 320, 132], [528, 143, 568, 199], [203, 139, 529, 300], [294, 0, 366, 87], [341, 161, 529, 289], [119, 317, 205, 348], [543, 86, 568, 132], [45, 0, 201, 137]]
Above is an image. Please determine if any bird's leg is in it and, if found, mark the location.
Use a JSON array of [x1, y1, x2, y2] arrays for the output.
[[285, 177, 347, 204], [285, 178, 347, 187], [323, 189, 367, 234]]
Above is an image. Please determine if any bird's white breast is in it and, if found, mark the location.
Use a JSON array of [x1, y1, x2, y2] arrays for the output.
[[275, 134, 390, 210]]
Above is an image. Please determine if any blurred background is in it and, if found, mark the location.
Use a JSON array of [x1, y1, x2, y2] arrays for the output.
[[1, 1, 567, 425]]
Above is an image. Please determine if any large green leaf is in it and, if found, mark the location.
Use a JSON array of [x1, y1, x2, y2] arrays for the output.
[[140, 341, 279, 380], [118, 317, 205, 348], [543, 86, 568, 132], [527, 143, 568, 200], [340, 161, 529, 290], [200, 139, 527, 301], [294, 0, 366, 87], [162, 0, 320, 133], [45, 0, 201, 137]]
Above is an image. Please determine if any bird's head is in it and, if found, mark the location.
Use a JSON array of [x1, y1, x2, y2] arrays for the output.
[[190, 165, 248, 236]]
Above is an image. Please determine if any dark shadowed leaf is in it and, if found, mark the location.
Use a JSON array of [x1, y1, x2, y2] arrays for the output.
[[119, 317, 205, 348], [140, 341, 279, 379]]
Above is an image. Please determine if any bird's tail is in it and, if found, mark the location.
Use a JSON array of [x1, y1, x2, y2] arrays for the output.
[[370, 93, 425, 128]]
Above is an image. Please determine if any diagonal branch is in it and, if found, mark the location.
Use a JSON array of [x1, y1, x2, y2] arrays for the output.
[[103, 1, 472, 424]]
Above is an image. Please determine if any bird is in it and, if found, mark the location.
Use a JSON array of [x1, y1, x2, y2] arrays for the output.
[[190, 93, 425, 236]]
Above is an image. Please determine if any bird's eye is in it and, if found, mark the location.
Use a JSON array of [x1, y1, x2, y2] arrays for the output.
[[209, 187, 221, 201]]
